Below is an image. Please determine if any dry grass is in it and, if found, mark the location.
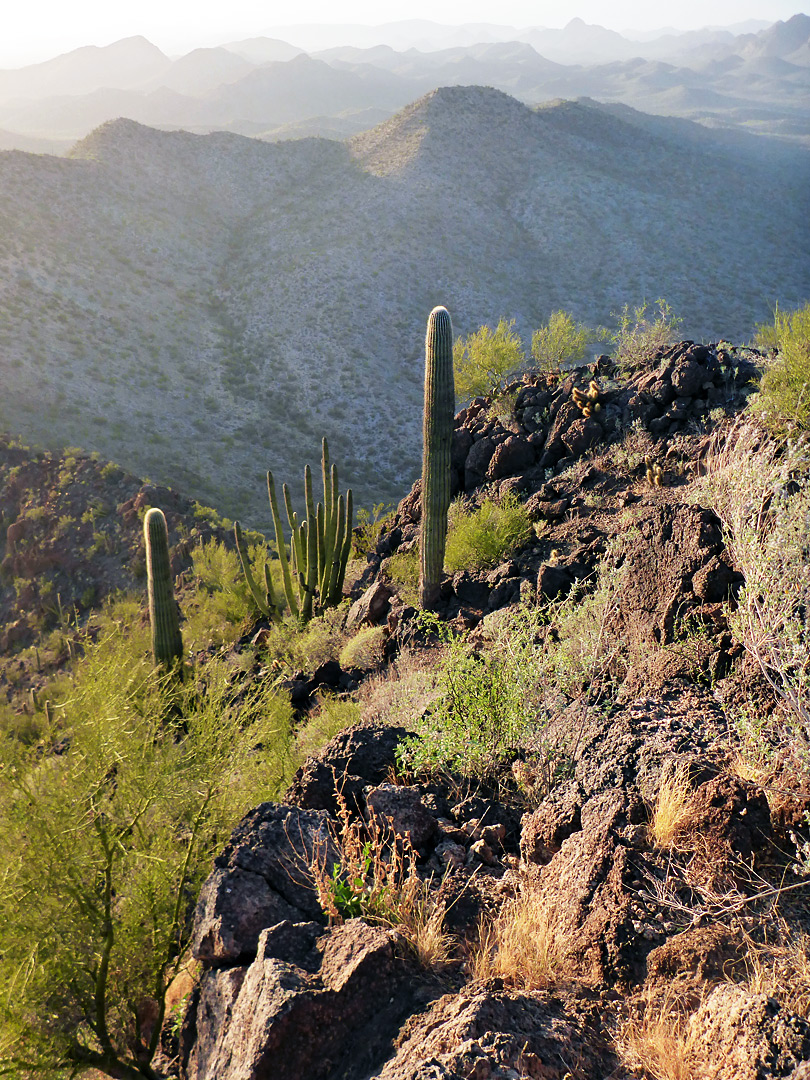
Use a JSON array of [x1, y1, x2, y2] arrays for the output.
[[470, 885, 559, 990], [744, 921, 810, 1019], [309, 792, 452, 969], [614, 989, 698, 1080], [650, 764, 694, 849], [357, 644, 442, 731]]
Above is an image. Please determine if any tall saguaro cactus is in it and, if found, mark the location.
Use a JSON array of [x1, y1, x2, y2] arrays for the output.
[[419, 306, 455, 610], [143, 507, 183, 671]]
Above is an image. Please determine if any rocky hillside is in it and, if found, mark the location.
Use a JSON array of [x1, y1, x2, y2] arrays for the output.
[[0, 434, 234, 701], [0, 89, 807, 530], [155, 339, 810, 1079]]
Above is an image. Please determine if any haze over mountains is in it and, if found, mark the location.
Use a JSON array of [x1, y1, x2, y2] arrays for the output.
[[0, 88, 807, 525], [0, 14, 808, 149]]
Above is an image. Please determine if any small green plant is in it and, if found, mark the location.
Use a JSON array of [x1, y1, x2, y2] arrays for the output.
[[453, 317, 525, 403], [352, 501, 393, 557], [610, 298, 682, 371], [752, 300, 810, 435], [397, 620, 540, 778], [531, 310, 593, 371], [385, 549, 420, 606], [339, 624, 386, 670], [444, 493, 531, 573]]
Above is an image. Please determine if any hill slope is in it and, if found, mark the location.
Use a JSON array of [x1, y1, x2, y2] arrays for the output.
[[0, 89, 808, 527]]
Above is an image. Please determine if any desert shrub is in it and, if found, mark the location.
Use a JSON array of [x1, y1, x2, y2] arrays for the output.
[[384, 548, 420, 606], [397, 618, 542, 778], [444, 493, 531, 573], [752, 301, 810, 435], [339, 624, 386, 671], [352, 502, 394, 557], [254, 604, 349, 673], [183, 537, 268, 649], [0, 628, 293, 1077], [294, 694, 362, 765], [696, 422, 810, 742], [530, 309, 593, 371], [609, 298, 682, 371], [453, 318, 526, 403]]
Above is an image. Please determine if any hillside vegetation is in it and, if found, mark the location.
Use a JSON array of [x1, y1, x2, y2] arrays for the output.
[[1, 307, 809, 1078], [0, 89, 808, 528]]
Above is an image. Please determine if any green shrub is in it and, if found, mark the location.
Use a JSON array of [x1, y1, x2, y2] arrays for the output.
[[444, 494, 531, 573], [0, 629, 293, 1077], [453, 318, 526, 403], [753, 301, 810, 434], [397, 622, 539, 778], [385, 549, 420, 606], [340, 625, 386, 671], [531, 310, 593, 371], [609, 298, 682, 371], [695, 423, 810, 740]]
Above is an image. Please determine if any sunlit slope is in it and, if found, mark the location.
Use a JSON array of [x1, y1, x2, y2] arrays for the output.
[[0, 88, 807, 526]]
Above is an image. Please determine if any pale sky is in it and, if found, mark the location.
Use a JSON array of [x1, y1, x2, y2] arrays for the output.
[[1, 1, 803, 67]]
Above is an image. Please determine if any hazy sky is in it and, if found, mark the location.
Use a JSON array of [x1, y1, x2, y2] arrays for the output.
[[1, 1, 803, 66]]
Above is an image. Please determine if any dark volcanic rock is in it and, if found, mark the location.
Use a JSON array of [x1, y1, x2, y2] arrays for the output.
[[286, 723, 409, 815], [531, 789, 652, 986], [686, 984, 810, 1080], [374, 986, 619, 1080], [191, 804, 338, 964], [365, 783, 438, 850], [185, 920, 406, 1080], [486, 434, 535, 480]]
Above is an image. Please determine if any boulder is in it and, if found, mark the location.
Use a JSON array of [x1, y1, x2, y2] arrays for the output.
[[191, 803, 339, 964], [562, 416, 603, 458], [686, 984, 810, 1080], [286, 723, 409, 815], [346, 581, 393, 632], [185, 920, 401, 1080], [464, 437, 497, 489], [365, 783, 438, 850], [486, 435, 535, 480], [374, 987, 619, 1080]]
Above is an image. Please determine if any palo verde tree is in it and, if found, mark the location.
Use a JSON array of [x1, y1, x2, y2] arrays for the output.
[[0, 622, 291, 1078]]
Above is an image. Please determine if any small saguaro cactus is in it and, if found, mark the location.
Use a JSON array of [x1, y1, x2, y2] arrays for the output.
[[419, 305, 455, 610], [144, 507, 183, 671]]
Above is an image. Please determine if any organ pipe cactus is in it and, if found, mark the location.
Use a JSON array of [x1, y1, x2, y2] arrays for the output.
[[236, 438, 353, 623], [143, 507, 183, 671], [419, 306, 455, 610]]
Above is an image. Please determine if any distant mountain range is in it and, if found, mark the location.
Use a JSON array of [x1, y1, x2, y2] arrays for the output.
[[0, 16, 808, 146], [0, 89, 807, 524]]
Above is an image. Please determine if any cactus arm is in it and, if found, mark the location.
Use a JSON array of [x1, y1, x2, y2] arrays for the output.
[[335, 487, 353, 601], [268, 472, 298, 618], [327, 494, 346, 604], [234, 521, 269, 617], [144, 507, 183, 671], [419, 306, 455, 609]]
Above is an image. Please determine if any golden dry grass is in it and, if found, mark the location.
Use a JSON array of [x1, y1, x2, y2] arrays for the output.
[[650, 764, 694, 849], [470, 886, 559, 990], [614, 989, 698, 1080], [744, 922, 810, 1019]]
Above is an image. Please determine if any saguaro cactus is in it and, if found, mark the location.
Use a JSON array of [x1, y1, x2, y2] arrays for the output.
[[143, 507, 183, 671], [419, 306, 455, 610]]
